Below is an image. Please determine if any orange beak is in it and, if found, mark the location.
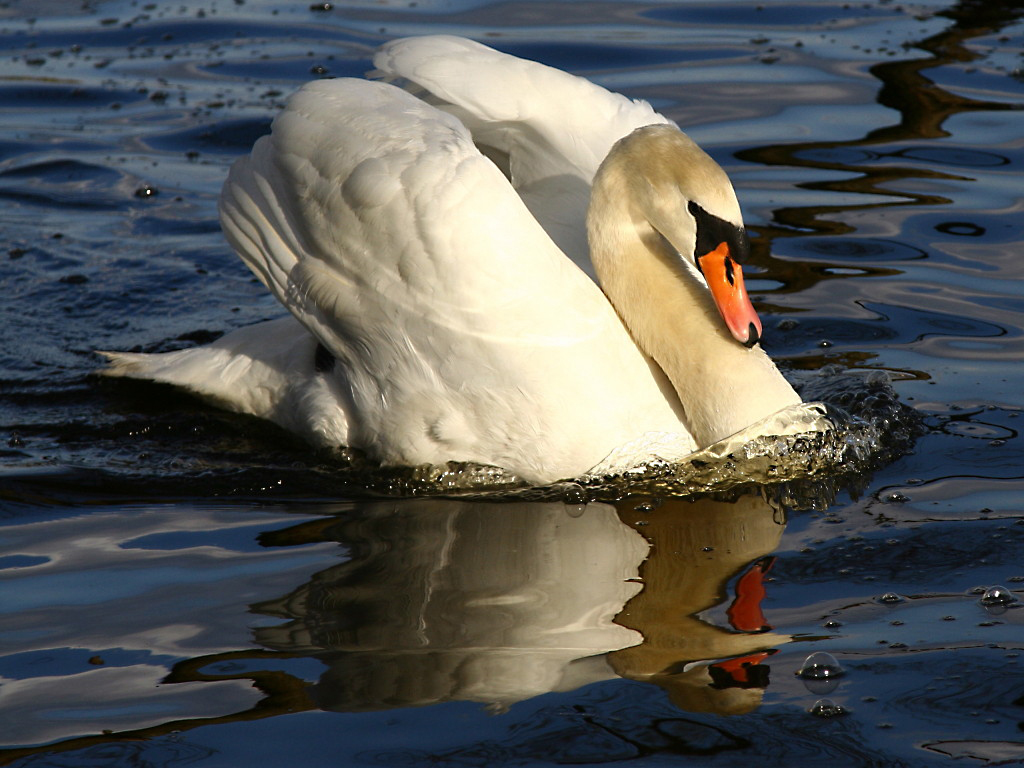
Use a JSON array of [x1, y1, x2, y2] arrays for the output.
[[696, 241, 762, 347]]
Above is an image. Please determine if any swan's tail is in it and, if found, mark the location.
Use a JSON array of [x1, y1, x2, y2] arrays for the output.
[[97, 323, 290, 418], [98, 317, 351, 448]]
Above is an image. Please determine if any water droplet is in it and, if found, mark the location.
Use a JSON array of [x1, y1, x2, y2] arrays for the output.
[[809, 699, 848, 718], [797, 652, 844, 680], [980, 585, 1017, 607]]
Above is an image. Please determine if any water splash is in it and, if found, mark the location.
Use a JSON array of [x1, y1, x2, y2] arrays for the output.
[[3, 349, 923, 505], [514, 369, 920, 505]]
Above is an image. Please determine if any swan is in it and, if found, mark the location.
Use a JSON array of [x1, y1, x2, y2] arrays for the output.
[[102, 35, 824, 485]]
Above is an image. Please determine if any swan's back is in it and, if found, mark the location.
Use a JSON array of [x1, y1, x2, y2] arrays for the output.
[[218, 78, 689, 483]]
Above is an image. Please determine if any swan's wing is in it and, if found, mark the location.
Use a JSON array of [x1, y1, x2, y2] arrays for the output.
[[219, 78, 686, 483], [372, 35, 672, 273]]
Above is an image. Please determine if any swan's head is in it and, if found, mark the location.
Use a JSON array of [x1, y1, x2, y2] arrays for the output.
[[590, 124, 762, 348]]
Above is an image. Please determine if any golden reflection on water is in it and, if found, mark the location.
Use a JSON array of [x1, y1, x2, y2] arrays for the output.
[[608, 494, 789, 716]]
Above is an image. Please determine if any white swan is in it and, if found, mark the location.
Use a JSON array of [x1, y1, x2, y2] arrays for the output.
[[102, 35, 822, 485]]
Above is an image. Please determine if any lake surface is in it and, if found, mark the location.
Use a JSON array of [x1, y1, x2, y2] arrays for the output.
[[2, 0, 1024, 765]]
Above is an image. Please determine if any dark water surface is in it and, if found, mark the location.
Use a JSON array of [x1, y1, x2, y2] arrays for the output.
[[2, 0, 1024, 765]]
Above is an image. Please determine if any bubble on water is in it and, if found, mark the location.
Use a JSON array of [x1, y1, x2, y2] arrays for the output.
[[809, 699, 848, 718], [633, 497, 663, 513], [558, 482, 587, 506], [797, 652, 844, 680], [980, 585, 1017, 607], [876, 592, 904, 604]]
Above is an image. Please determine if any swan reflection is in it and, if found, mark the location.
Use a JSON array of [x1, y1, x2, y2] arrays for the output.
[[609, 494, 790, 715], [254, 492, 788, 715]]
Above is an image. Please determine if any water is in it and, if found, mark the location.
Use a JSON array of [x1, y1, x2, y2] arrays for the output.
[[2, 0, 1024, 765]]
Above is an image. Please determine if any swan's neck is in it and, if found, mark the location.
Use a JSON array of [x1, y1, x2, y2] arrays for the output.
[[588, 172, 800, 446]]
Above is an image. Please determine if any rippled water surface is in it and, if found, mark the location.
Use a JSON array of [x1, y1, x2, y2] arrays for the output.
[[3, 0, 1024, 765]]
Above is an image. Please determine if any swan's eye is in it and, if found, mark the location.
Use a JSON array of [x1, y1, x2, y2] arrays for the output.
[[687, 200, 749, 266]]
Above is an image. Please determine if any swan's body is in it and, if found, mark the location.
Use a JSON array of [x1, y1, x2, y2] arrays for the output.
[[103, 36, 811, 485]]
